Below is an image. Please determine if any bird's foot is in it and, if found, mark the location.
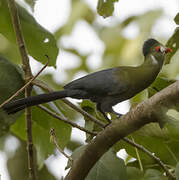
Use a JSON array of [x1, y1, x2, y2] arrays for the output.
[[104, 121, 111, 128], [112, 111, 123, 119], [116, 113, 122, 118]]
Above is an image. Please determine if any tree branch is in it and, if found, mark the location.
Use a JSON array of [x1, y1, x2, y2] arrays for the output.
[[64, 81, 179, 180], [38, 105, 97, 136], [7, 1, 36, 179]]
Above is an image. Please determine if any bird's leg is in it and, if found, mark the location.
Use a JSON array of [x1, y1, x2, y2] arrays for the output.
[[111, 109, 123, 118], [96, 103, 111, 124]]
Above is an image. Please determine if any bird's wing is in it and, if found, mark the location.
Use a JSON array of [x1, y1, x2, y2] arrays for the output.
[[64, 67, 129, 96]]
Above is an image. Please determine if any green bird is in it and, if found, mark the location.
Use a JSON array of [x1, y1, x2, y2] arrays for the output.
[[3, 39, 171, 123]]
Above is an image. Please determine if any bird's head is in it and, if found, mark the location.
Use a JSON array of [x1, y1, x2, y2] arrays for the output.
[[142, 38, 172, 58]]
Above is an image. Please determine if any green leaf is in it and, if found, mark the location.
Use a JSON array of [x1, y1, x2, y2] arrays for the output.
[[174, 13, 179, 25], [126, 167, 143, 180], [143, 169, 167, 180], [66, 145, 86, 169], [11, 106, 71, 168], [80, 100, 96, 142], [32, 107, 71, 168], [131, 90, 148, 106], [86, 148, 127, 180], [97, 0, 118, 18], [148, 77, 175, 97], [0, 0, 58, 66], [80, 100, 104, 141], [67, 146, 127, 180], [10, 113, 26, 140], [0, 55, 24, 136], [119, 122, 179, 169]]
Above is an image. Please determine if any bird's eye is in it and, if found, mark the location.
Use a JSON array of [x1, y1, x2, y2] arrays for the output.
[[155, 46, 161, 52]]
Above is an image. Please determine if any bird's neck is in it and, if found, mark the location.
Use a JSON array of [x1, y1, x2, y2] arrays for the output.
[[131, 54, 165, 90], [142, 54, 165, 69]]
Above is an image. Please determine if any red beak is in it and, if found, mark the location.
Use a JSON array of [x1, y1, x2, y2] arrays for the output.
[[165, 48, 172, 53]]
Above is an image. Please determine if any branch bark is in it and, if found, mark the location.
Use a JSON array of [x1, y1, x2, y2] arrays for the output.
[[64, 80, 179, 180]]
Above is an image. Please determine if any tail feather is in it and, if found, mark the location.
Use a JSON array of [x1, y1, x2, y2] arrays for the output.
[[3, 90, 68, 114]]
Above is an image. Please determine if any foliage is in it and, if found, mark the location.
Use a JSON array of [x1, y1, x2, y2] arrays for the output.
[[0, 0, 58, 66], [0, 0, 178, 179]]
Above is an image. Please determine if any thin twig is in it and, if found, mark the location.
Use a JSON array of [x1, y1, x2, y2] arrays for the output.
[[122, 137, 175, 179], [7, 1, 36, 179], [0, 56, 49, 108], [62, 99, 105, 127], [38, 105, 97, 136], [50, 128, 73, 162]]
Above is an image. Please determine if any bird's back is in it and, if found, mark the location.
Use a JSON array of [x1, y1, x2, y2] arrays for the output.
[[64, 67, 129, 96]]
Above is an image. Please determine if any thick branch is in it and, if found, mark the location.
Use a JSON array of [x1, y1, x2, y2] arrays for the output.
[[64, 81, 179, 180]]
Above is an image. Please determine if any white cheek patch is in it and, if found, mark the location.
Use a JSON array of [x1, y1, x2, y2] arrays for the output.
[[160, 46, 165, 53], [151, 55, 158, 65]]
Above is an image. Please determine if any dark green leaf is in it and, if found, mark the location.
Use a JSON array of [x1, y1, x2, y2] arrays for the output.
[[174, 13, 179, 25], [10, 113, 26, 140], [66, 140, 83, 152], [119, 121, 179, 169], [97, 0, 116, 18], [127, 167, 143, 180], [67, 146, 127, 180], [131, 90, 148, 106], [143, 169, 167, 180], [148, 77, 175, 97], [86, 149, 127, 180], [32, 107, 71, 168], [66, 145, 86, 169], [11, 106, 71, 168], [0, 55, 24, 136], [80, 100, 96, 142], [0, 0, 58, 66]]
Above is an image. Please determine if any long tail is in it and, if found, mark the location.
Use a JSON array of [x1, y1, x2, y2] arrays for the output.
[[3, 90, 69, 114]]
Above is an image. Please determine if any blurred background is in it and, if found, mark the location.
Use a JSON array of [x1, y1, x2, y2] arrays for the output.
[[0, 0, 178, 179]]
